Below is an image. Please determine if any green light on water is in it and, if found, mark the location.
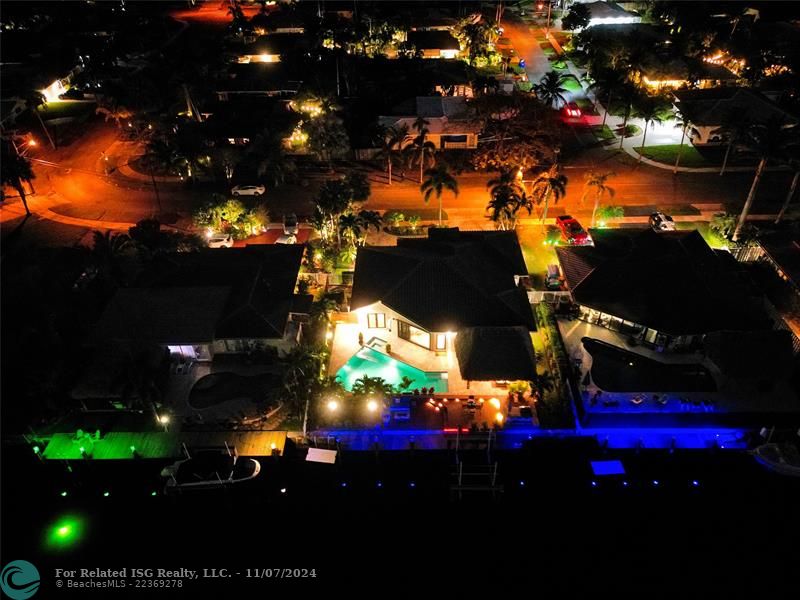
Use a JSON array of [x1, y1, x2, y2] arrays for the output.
[[45, 515, 85, 550]]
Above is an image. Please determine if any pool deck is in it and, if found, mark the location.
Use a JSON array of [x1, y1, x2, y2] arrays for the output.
[[329, 322, 507, 397]]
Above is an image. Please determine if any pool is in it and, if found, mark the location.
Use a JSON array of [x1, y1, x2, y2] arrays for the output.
[[335, 347, 448, 393]]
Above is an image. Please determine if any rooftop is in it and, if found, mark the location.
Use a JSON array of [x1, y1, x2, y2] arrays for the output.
[[351, 228, 533, 332], [94, 245, 304, 343], [673, 87, 796, 126], [407, 30, 460, 51], [455, 326, 537, 382], [556, 228, 771, 335]]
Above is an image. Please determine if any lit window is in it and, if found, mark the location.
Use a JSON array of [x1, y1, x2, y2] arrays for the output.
[[367, 313, 386, 328], [435, 334, 447, 351]]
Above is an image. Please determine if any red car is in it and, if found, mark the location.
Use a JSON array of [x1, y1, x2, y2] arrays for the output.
[[555, 215, 591, 245]]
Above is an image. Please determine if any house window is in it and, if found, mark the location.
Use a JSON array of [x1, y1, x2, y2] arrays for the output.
[[367, 313, 386, 328], [435, 334, 447, 351], [397, 320, 431, 349]]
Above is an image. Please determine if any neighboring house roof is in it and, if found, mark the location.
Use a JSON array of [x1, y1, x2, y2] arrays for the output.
[[216, 63, 302, 93], [643, 56, 737, 82], [94, 245, 304, 343], [351, 228, 534, 332], [673, 87, 798, 127], [204, 98, 299, 140], [93, 286, 229, 344], [584, 1, 640, 21], [239, 33, 307, 57], [556, 229, 771, 335], [415, 96, 468, 118], [455, 326, 537, 382], [704, 329, 794, 380], [407, 30, 460, 51], [759, 232, 800, 290]]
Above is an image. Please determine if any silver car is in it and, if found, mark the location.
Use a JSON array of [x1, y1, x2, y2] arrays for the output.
[[649, 211, 676, 232], [207, 233, 234, 248], [231, 184, 265, 197]]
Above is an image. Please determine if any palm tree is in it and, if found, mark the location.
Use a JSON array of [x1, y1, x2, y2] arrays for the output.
[[535, 71, 569, 109], [581, 171, 616, 227], [409, 116, 435, 183], [375, 124, 408, 185], [531, 167, 568, 230], [732, 118, 797, 241], [587, 68, 626, 129], [310, 292, 339, 324], [22, 90, 56, 149], [351, 375, 395, 399], [486, 194, 516, 231], [636, 95, 673, 163], [338, 212, 361, 249], [775, 154, 800, 224], [672, 101, 703, 174], [279, 344, 326, 435], [1, 141, 35, 216], [616, 82, 640, 150], [355, 209, 382, 244], [90, 230, 134, 284], [712, 110, 753, 176], [420, 164, 459, 226], [486, 170, 528, 230]]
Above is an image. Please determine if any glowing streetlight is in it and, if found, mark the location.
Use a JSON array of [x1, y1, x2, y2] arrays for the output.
[[158, 415, 170, 425], [495, 412, 504, 424], [327, 400, 339, 412], [367, 399, 379, 413]]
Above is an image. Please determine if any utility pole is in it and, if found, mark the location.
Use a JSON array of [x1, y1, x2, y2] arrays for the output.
[[546, 1, 553, 35]]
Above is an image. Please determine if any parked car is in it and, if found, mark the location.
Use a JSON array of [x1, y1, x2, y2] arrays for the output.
[[649, 211, 676, 232], [561, 102, 583, 124], [231, 184, 265, 197], [161, 449, 261, 493], [545, 264, 563, 290], [283, 213, 299, 235], [555, 215, 591, 245], [206, 232, 234, 248], [275, 234, 297, 244]]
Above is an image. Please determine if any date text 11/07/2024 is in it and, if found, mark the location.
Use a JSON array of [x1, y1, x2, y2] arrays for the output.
[[209, 569, 318, 578]]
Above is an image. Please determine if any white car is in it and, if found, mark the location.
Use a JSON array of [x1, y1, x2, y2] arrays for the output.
[[275, 234, 297, 244], [231, 184, 265, 197], [207, 233, 234, 248], [649, 211, 676, 232]]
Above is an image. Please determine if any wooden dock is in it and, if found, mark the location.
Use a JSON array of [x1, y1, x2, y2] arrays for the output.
[[41, 430, 288, 460]]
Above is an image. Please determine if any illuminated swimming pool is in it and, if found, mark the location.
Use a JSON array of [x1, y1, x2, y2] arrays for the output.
[[335, 347, 448, 393]]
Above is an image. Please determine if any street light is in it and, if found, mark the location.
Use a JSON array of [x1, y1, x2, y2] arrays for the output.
[[327, 399, 339, 412], [367, 399, 379, 413]]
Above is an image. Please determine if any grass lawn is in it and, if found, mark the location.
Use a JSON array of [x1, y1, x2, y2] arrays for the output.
[[540, 45, 557, 58], [560, 75, 583, 93], [592, 125, 615, 141], [634, 144, 711, 168], [550, 59, 568, 70], [37, 101, 95, 121]]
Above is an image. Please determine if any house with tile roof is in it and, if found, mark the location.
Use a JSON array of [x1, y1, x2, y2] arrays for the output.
[[91, 245, 309, 360], [329, 228, 537, 394], [378, 96, 482, 150]]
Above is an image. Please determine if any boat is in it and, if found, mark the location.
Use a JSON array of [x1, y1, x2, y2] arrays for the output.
[[751, 443, 800, 477], [161, 447, 261, 492]]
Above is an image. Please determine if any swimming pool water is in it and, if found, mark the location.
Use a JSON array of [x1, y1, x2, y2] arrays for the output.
[[335, 347, 448, 393]]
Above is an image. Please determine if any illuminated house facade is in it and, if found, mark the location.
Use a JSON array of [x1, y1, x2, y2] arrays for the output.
[[379, 96, 481, 150], [332, 229, 537, 391], [556, 229, 773, 352]]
